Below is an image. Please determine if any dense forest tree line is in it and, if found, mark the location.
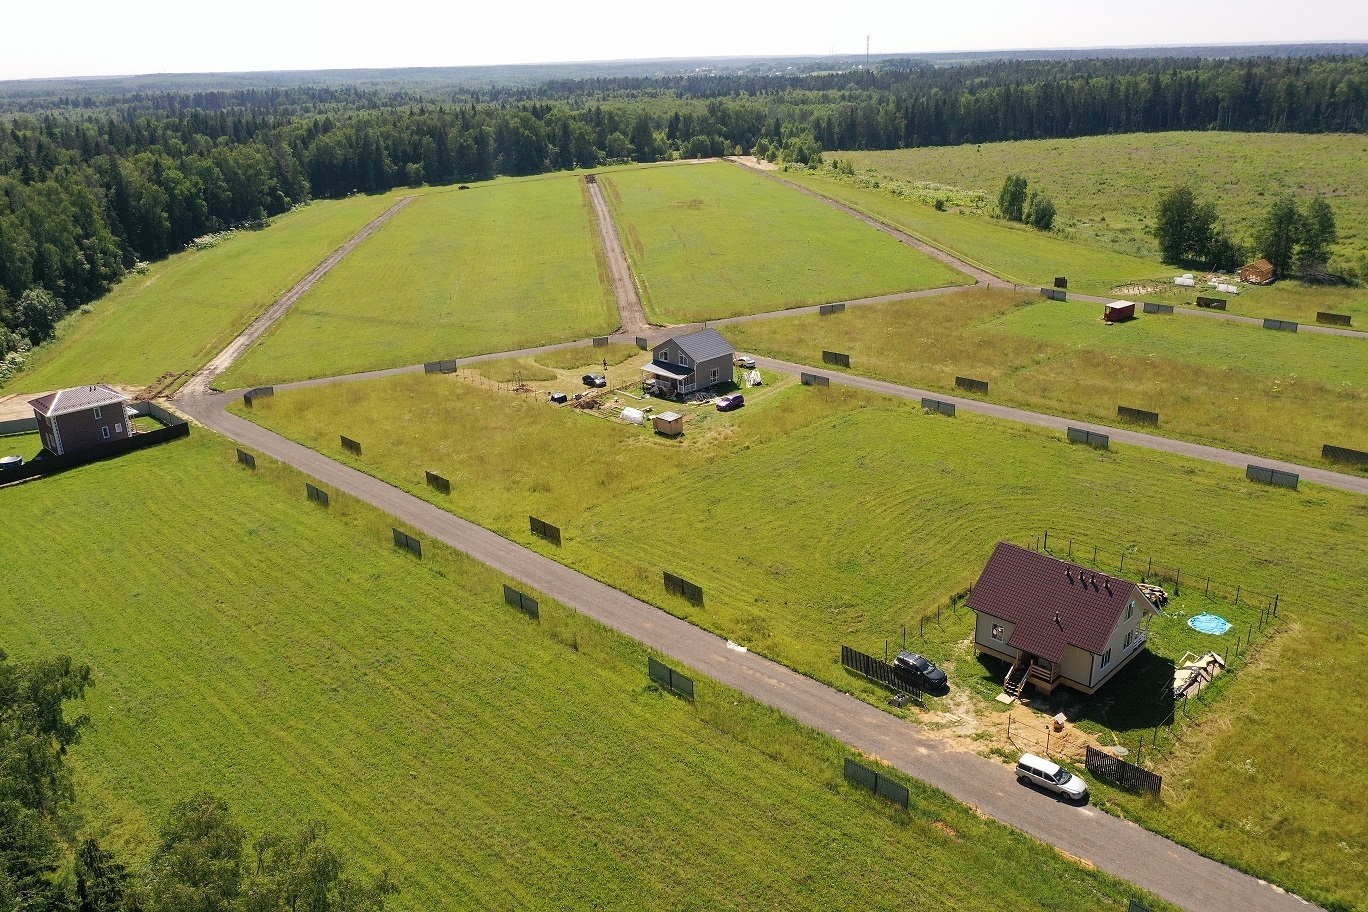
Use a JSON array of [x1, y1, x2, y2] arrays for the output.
[[1, 54, 1364, 362], [0, 648, 393, 911]]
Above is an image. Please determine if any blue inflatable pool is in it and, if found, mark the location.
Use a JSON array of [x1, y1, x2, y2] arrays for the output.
[[1188, 613, 1232, 635]]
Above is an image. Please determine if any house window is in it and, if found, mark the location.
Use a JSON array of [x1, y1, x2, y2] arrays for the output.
[[710, 367, 719, 382], [101, 427, 110, 439], [114, 424, 123, 433], [679, 353, 690, 367], [1125, 629, 1137, 649], [1124, 601, 1134, 622], [659, 350, 670, 363], [1100, 649, 1112, 668], [991, 624, 1004, 642], [93, 406, 102, 419]]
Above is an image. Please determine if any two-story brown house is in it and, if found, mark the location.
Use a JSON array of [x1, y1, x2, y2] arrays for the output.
[[29, 385, 133, 456], [640, 328, 735, 397], [969, 541, 1161, 697]]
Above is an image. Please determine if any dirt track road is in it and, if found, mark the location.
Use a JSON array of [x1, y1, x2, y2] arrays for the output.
[[180, 195, 418, 397], [178, 390, 1317, 912], [731, 159, 1368, 340], [585, 177, 650, 335]]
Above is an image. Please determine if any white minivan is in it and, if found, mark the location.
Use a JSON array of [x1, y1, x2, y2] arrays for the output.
[[1015, 753, 1089, 802]]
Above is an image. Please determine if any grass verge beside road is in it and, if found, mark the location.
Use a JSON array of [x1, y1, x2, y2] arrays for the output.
[[724, 287, 1368, 467], [0, 432, 1176, 912]]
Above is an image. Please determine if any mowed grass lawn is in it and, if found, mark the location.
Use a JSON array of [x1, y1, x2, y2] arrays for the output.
[[0, 434, 1176, 912], [781, 167, 1368, 325], [600, 161, 969, 322], [241, 367, 1368, 908], [723, 288, 1368, 466], [221, 176, 617, 387], [5, 190, 413, 394], [845, 132, 1368, 264]]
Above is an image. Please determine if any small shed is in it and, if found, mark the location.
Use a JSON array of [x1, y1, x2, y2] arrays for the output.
[[652, 411, 684, 437], [1104, 301, 1135, 322], [1238, 259, 1275, 285]]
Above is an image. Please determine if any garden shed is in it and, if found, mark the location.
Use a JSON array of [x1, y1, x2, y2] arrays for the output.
[[652, 411, 684, 437]]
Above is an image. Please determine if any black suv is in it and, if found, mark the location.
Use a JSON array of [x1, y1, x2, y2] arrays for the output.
[[894, 652, 948, 690]]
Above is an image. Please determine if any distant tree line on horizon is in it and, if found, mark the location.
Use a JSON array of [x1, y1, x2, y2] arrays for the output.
[[2, 53, 1365, 366]]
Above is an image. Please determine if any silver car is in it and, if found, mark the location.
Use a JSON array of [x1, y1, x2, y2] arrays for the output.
[[1015, 753, 1088, 801]]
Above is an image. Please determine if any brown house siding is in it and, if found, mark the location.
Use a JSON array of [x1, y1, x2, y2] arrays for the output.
[[46, 407, 130, 456]]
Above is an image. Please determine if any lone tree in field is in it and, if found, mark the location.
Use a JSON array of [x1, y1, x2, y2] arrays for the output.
[[1025, 191, 1056, 231], [1254, 195, 1305, 278], [998, 174, 1028, 222], [1297, 194, 1339, 280], [1153, 186, 1217, 265]]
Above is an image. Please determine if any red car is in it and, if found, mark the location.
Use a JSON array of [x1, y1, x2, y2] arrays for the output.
[[716, 394, 745, 412]]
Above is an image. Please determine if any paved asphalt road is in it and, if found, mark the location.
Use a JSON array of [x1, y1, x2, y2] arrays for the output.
[[179, 390, 1317, 912], [752, 356, 1368, 497]]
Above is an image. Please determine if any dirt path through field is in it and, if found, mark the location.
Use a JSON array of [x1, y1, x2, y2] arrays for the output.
[[585, 177, 650, 335], [177, 389, 1319, 912], [179, 195, 419, 397]]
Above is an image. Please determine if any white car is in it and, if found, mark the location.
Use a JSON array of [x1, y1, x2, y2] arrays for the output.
[[1015, 753, 1088, 802], [734, 355, 756, 368]]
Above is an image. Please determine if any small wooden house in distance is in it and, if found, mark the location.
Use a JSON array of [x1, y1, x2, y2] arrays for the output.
[[968, 542, 1160, 696], [641, 328, 734, 397], [1238, 259, 1276, 285], [28, 384, 134, 456]]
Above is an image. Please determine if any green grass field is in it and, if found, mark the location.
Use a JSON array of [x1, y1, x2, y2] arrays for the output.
[[781, 166, 1368, 325], [600, 161, 969, 322], [843, 132, 1368, 265], [4, 191, 413, 395], [220, 176, 617, 388], [721, 288, 1368, 467], [238, 363, 1368, 908], [0, 433, 1178, 912]]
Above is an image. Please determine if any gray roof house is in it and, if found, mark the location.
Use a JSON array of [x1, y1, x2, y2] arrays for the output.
[[29, 385, 135, 457], [640, 328, 734, 397]]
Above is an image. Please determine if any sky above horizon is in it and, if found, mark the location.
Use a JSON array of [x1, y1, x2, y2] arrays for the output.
[[7, 0, 1368, 81]]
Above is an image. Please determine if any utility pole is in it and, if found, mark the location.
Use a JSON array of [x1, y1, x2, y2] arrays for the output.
[[866, 35, 870, 69]]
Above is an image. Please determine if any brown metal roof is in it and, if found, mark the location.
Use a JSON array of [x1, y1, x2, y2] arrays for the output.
[[28, 384, 128, 418], [967, 541, 1144, 663]]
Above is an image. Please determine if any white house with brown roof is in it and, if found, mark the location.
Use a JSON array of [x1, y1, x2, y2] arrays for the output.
[[969, 541, 1161, 696], [28, 385, 134, 456]]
